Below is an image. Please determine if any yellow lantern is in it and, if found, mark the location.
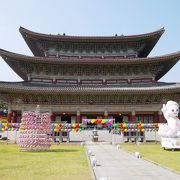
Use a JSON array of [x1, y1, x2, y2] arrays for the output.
[[102, 119, 106, 124], [141, 123, 144, 127], [72, 123, 76, 128]]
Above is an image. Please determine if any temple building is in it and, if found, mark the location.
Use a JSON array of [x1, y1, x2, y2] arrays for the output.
[[0, 27, 180, 123]]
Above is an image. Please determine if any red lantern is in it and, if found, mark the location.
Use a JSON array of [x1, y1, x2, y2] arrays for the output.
[[98, 119, 102, 124], [76, 124, 79, 128], [155, 123, 159, 127]]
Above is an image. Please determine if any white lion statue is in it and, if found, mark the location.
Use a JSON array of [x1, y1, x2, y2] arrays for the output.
[[158, 101, 180, 137]]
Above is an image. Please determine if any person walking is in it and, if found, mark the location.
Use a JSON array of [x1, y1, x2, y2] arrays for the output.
[[108, 124, 111, 133]]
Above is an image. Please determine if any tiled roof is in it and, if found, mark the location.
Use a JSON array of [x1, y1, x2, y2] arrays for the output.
[[0, 81, 180, 94], [19, 26, 165, 42], [1, 48, 180, 64]]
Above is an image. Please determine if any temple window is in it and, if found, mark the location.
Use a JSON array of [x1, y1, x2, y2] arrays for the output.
[[81, 80, 102, 85], [136, 115, 154, 123], [127, 48, 134, 53], [31, 78, 53, 83], [67, 80, 78, 84], [131, 78, 152, 84], [74, 50, 79, 54], [31, 78, 41, 82], [106, 79, 128, 85], [90, 50, 94, 54], [119, 50, 124, 54], [42, 79, 52, 83]]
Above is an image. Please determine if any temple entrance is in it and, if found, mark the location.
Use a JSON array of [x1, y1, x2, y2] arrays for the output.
[[53, 113, 76, 123], [86, 115, 98, 119], [61, 114, 71, 123], [135, 112, 156, 123], [109, 113, 130, 123], [114, 115, 123, 123]]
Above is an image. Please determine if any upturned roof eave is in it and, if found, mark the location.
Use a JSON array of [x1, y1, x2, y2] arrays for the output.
[[1, 48, 180, 65], [19, 26, 165, 42], [0, 49, 179, 81]]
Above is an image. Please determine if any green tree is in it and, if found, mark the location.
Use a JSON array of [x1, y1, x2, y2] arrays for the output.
[[0, 101, 7, 114]]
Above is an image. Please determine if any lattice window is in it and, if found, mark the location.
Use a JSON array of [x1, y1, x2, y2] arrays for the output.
[[106, 79, 127, 85], [52, 96, 57, 104], [79, 95, 86, 104], [141, 65, 149, 75], [42, 79, 52, 83], [56, 79, 66, 84], [81, 79, 102, 85], [132, 66, 139, 75], [77, 65, 82, 76], [67, 80, 78, 84]]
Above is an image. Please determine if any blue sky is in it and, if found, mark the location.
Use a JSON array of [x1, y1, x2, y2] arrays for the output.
[[0, 0, 180, 82]]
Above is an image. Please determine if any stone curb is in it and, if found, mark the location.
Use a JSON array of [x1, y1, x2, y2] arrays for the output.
[[85, 145, 97, 180]]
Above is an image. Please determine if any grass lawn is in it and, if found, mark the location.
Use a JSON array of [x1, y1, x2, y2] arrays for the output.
[[121, 143, 180, 173], [0, 144, 91, 180]]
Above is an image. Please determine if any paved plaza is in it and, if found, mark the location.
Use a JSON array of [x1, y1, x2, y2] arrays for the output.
[[86, 143, 180, 180]]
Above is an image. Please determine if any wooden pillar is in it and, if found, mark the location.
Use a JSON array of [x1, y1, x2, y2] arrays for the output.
[[12, 112, 16, 123], [131, 110, 136, 121], [11, 111, 19, 123], [154, 112, 158, 123], [104, 110, 108, 119], [76, 111, 81, 123], [7, 113, 12, 123], [158, 111, 164, 123], [27, 74, 31, 81], [7, 107, 12, 123], [49, 110, 55, 122]]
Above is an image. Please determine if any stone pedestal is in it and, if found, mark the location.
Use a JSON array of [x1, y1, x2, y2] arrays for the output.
[[92, 128, 98, 142], [92, 135, 99, 142]]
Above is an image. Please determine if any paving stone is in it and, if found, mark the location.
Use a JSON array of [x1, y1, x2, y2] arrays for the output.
[[86, 143, 180, 180]]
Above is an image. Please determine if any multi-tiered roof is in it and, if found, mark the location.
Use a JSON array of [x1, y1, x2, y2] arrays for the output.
[[0, 27, 180, 106]]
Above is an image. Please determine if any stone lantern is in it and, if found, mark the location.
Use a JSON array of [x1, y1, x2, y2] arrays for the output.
[[92, 127, 98, 142]]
